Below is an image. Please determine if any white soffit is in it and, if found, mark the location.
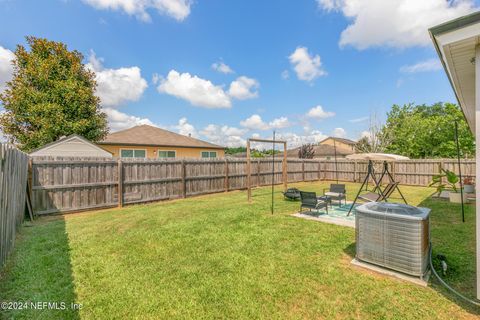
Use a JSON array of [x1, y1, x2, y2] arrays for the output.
[[433, 22, 480, 132]]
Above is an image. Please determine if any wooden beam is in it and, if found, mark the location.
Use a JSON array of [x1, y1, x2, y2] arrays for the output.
[[247, 139, 251, 203], [283, 142, 287, 191], [475, 44, 480, 299], [248, 138, 286, 144]]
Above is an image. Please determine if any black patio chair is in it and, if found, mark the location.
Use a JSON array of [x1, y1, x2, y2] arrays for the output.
[[323, 184, 346, 206], [300, 191, 328, 214], [283, 188, 301, 201]]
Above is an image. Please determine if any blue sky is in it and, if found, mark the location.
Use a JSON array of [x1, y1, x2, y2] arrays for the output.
[[0, 0, 478, 147]]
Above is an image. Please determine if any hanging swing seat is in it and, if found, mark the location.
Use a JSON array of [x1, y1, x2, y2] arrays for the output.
[[358, 182, 398, 203]]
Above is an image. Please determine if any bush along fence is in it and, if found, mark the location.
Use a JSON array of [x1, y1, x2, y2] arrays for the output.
[[0, 144, 29, 268], [29, 157, 476, 215]]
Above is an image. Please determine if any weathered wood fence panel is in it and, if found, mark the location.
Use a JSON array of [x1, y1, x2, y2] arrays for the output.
[[0, 144, 29, 268], [31, 157, 118, 214], [30, 157, 477, 215]]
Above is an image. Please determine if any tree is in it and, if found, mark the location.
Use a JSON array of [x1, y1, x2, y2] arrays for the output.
[[225, 147, 247, 155], [355, 136, 372, 153], [298, 143, 315, 159], [0, 36, 108, 151], [382, 103, 474, 158], [356, 112, 390, 153]]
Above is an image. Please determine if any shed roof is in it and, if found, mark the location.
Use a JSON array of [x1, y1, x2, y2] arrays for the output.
[[99, 125, 224, 149], [30, 134, 113, 157]]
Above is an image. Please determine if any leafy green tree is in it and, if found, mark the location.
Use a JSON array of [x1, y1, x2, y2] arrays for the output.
[[225, 147, 247, 155], [0, 36, 108, 151], [383, 103, 474, 158]]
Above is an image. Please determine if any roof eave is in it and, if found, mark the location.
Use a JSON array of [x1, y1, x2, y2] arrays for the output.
[[98, 141, 225, 150], [429, 11, 480, 134]]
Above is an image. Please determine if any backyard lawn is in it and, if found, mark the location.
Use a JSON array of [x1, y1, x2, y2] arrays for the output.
[[0, 181, 478, 319]]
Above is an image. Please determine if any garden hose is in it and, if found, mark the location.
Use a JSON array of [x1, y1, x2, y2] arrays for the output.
[[429, 243, 480, 307]]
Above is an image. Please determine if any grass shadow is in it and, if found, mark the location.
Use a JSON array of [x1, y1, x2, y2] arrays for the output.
[[343, 241, 356, 260], [418, 196, 480, 315], [0, 215, 80, 320]]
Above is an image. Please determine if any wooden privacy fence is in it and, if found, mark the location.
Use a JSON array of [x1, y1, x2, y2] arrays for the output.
[[0, 144, 29, 268], [30, 157, 476, 215]]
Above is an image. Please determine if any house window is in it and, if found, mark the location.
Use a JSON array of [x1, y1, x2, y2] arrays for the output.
[[158, 150, 176, 158], [201, 151, 217, 158], [120, 149, 146, 158]]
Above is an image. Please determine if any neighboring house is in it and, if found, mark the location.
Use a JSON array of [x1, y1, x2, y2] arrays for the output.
[[30, 134, 113, 158], [283, 144, 355, 160], [97, 125, 225, 159], [318, 137, 357, 152], [278, 137, 357, 159]]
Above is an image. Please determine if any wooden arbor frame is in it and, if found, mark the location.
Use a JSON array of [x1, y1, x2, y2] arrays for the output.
[[246, 137, 287, 203]]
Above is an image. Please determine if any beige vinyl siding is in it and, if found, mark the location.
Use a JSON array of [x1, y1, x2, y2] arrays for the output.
[[31, 136, 113, 158]]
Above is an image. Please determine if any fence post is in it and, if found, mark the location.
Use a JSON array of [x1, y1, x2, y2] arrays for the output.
[[224, 159, 229, 192], [181, 159, 186, 198], [257, 160, 260, 187], [302, 160, 305, 181], [353, 161, 357, 182], [318, 161, 321, 181], [118, 159, 123, 207], [392, 161, 396, 182], [439, 160, 445, 185]]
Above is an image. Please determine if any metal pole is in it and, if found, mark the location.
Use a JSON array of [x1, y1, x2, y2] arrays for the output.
[[455, 121, 465, 223], [271, 131, 275, 215]]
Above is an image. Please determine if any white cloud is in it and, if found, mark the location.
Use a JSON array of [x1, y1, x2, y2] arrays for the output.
[[273, 130, 327, 148], [400, 58, 442, 73], [269, 116, 291, 129], [332, 127, 347, 138], [87, 51, 148, 107], [212, 61, 234, 74], [157, 70, 232, 108], [281, 70, 289, 79], [103, 107, 154, 131], [228, 76, 259, 100], [349, 116, 369, 123], [240, 114, 292, 131], [240, 114, 269, 130], [317, 0, 477, 49], [0, 46, 14, 94], [289, 46, 327, 82], [306, 105, 335, 120], [360, 130, 371, 139], [174, 117, 198, 137], [200, 124, 247, 147], [82, 0, 192, 22]]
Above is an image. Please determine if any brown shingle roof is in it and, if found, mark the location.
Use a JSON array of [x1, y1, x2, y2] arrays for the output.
[[319, 137, 357, 145], [283, 144, 355, 158], [99, 125, 224, 149]]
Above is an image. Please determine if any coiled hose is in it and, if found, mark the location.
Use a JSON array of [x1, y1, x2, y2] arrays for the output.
[[429, 243, 480, 307]]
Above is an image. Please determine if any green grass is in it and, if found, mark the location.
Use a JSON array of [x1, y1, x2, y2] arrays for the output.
[[0, 181, 478, 319]]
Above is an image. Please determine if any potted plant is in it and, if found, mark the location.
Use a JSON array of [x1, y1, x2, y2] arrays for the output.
[[463, 177, 475, 193], [429, 169, 466, 203]]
